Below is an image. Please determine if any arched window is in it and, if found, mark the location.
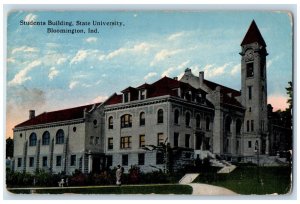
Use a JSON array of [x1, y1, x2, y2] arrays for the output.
[[157, 109, 164, 124], [225, 116, 232, 133], [174, 109, 179, 124], [196, 114, 201, 128], [140, 112, 145, 126], [185, 112, 191, 127], [108, 116, 113, 129], [121, 114, 132, 128], [56, 129, 64, 144], [206, 116, 210, 131], [29, 132, 37, 146], [236, 119, 242, 135], [42, 131, 50, 145]]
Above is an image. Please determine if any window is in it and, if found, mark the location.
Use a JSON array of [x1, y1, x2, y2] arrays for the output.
[[185, 112, 191, 127], [196, 114, 201, 128], [95, 137, 100, 145], [140, 112, 145, 126], [29, 157, 34, 167], [42, 131, 50, 145], [246, 63, 254, 77], [42, 156, 47, 167], [206, 117, 210, 131], [249, 107, 252, 112], [108, 138, 113, 150], [93, 119, 97, 125], [156, 152, 164, 164], [157, 109, 164, 124], [108, 116, 113, 129], [121, 114, 132, 128], [248, 141, 252, 148], [56, 156, 62, 166], [73, 127, 77, 132], [157, 133, 164, 146], [139, 135, 145, 148], [122, 154, 128, 166], [225, 116, 232, 133], [174, 132, 179, 147], [90, 136, 94, 145], [70, 155, 76, 166], [261, 120, 265, 131], [17, 158, 22, 167], [56, 129, 64, 144], [107, 155, 112, 167], [138, 153, 145, 165], [29, 132, 37, 146], [248, 86, 252, 100], [124, 93, 129, 102], [251, 120, 254, 131], [185, 134, 190, 148], [247, 120, 250, 132], [120, 136, 132, 149], [236, 119, 242, 135], [174, 109, 179, 124], [140, 90, 146, 100]]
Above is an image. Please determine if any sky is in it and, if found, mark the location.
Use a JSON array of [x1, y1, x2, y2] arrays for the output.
[[6, 11, 293, 138]]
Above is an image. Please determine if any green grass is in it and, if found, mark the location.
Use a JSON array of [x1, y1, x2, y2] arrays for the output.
[[8, 184, 193, 195], [193, 166, 292, 195]]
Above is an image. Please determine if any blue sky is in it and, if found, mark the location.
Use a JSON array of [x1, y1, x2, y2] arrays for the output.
[[6, 11, 293, 137]]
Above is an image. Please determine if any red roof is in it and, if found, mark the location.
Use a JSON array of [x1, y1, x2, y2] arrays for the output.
[[241, 20, 266, 47], [15, 103, 100, 128], [105, 76, 209, 106]]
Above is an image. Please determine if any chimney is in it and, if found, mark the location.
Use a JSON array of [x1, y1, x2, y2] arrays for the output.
[[185, 68, 192, 75], [29, 110, 35, 119], [199, 71, 204, 84], [173, 77, 178, 80]]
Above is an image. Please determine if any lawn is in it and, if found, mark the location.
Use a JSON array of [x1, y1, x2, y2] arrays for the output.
[[193, 166, 292, 195], [8, 184, 193, 194]]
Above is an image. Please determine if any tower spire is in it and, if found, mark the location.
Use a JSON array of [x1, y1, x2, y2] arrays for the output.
[[241, 20, 266, 47]]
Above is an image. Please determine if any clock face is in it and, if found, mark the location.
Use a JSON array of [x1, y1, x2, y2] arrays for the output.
[[245, 49, 254, 60]]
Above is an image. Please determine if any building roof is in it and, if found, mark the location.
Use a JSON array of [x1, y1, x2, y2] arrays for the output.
[[105, 76, 209, 106], [15, 103, 100, 128], [241, 20, 266, 47]]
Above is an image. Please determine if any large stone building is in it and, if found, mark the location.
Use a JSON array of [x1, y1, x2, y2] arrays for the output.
[[12, 20, 291, 174]]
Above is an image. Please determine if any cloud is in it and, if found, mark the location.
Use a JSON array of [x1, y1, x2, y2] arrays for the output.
[[203, 63, 230, 78], [7, 58, 16, 63], [168, 32, 185, 41], [8, 60, 41, 86], [86, 37, 98, 43], [99, 42, 153, 61], [11, 46, 39, 54], [70, 49, 98, 64], [24, 13, 37, 27], [144, 72, 157, 81], [161, 60, 190, 77], [150, 49, 182, 66], [230, 64, 240, 76], [69, 81, 79, 89], [91, 95, 109, 103], [57, 57, 67, 65], [48, 67, 59, 80], [46, 43, 60, 48]]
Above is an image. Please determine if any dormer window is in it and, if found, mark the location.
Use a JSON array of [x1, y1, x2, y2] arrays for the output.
[[123, 92, 130, 103], [140, 89, 146, 100]]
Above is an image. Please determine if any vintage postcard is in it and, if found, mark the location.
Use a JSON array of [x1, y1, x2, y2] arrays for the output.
[[5, 9, 293, 196]]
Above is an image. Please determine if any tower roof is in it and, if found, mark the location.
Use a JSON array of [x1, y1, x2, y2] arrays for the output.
[[241, 20, 266, 47]]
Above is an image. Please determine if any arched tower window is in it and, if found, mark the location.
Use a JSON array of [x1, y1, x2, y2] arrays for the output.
[[42, 131, 50, 145], [29, 132, 37, 146], [140, 112, 145, 126], [108, 116, 113, 129], [157, 109, 164, 124], [56, 129, 64, 144], [174, 109, 179, 124], [185, 112, 191, 127]]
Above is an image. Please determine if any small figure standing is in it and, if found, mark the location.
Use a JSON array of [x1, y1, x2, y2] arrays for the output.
[[116, 165, 123, 186]]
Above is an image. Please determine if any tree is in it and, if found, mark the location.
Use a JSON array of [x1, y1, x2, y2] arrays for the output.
[[6, 137, 14, 159], [286, 81, 293, 110]]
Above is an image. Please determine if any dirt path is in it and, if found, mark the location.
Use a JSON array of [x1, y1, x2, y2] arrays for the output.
[[189, 183, 237, 195]]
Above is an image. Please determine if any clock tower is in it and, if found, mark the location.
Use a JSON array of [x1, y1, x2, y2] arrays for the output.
[[240, 20, 269, 155]]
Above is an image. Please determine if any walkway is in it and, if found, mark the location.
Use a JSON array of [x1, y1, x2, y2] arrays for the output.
[[188, 183, 237, 195]]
